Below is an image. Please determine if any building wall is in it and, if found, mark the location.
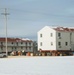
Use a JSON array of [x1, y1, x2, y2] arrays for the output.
[[0, 39, 34, 53], [70, 32, 74, 50], [38, 26, 74, 51], [56, 31, 71, 50], [38, 26, 56, 51]]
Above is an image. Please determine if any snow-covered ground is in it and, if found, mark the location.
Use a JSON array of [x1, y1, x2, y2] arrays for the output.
[[0, 56, 74, 75]]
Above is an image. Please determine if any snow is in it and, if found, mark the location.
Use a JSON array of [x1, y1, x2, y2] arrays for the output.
[[0, 56, 74, 75], [22, 38, 31, 41]]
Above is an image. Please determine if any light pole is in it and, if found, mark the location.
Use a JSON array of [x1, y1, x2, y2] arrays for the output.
[[1, 8, 9, 57]]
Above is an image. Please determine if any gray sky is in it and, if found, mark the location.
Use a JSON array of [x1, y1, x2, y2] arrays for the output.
[[0, 0, 74, 40]]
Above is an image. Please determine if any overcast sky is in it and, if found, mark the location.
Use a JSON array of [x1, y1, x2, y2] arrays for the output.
[[0, 0, 74, 40]]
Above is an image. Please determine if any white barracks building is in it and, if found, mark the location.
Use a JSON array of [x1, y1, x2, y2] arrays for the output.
[[38, 26, 74, 56], [0, 38, 34, 54]]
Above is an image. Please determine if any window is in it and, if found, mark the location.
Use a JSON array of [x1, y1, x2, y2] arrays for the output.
[[1, 47, 3, 50], [29, 47, 31, 50], [21, 47, 23, 49], [70, 33, 72, 36], [50, 33, 53, 37], [40, 42, 42, 46], [58, 42, 61, 48], [16, 42, 18, 45], [21, 42, 23, 44], [51, 42, 53, 46], [29, 42, 31, 45], [12, 42, 13, 44], [65, 42, 68, 46], [26, 47, 27, 50], [1, 42, 3, 45], [58, 42, 61, 46], [40, 34, 42, 37], [15, 47, 16, 49], [25, 42, 27, 45], [58, 33, 61, 39], [58, 33, 61, 37], [12, 47, 13, 50]]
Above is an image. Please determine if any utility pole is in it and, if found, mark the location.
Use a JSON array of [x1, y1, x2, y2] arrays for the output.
[[1, 8, 9, 57]]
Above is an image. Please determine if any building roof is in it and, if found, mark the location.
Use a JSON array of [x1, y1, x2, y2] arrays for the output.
[[53, 27, 74, 32], [38, 26, 74, 33], [0, 38, 32, 42]]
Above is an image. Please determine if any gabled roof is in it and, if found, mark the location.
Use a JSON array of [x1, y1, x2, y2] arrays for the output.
[[53, 27, 74, 32], [38, 26, 55, 33], [38, 26, 74, 32], [39, 26, 74, 32]]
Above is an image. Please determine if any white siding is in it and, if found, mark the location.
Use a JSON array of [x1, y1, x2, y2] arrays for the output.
[[38, 26, 74, 51], [38, 26, 56, 51]]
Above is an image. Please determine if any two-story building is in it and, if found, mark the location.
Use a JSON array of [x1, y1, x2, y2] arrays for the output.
[[38, 26, 74, 56], [0, 38, 34, 55]]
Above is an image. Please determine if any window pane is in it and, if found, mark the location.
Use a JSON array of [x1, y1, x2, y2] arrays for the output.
[[40, 34, 42, 37], [51, 42, 53, 46], [12, 42, 13, 44], [65, 42, 68, 46], [21, 42, 23, 44], [40, 42, 42, 46], [58, 33, 61, 37], [58, 42, 61, 45], [50, 33, 53, 37]]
